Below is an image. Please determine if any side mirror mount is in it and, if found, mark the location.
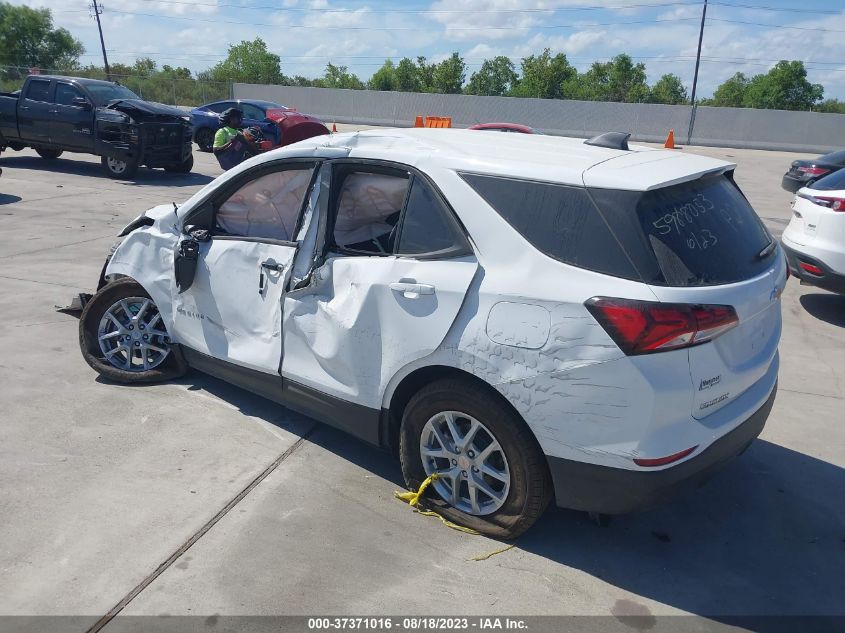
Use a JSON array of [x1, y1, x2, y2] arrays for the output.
[[175, 238, 200, 293], [72, 96, 92, 110]]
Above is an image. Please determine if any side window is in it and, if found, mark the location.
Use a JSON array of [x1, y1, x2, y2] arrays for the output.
[[205, 102, 231, 114], [240, 103, 264, 120], [461, 173, 639, 279], [55, 83, 84, 106], [25, 80, 51, 102], [215, 166, 315, 241], [332, 171, 409, 254], [396, 179, 469, 256]]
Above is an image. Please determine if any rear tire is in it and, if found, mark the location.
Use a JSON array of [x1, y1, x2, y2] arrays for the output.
[[399, 378, 552, 539], [101, 155, 139, 179], [164, 154, 194, 174], [36, 148, 63, 160], [195, 128, 215, 152], [79, 278, 186, 383]]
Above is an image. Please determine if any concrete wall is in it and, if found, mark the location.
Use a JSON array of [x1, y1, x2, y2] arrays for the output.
[[234, 83, 845, 153]]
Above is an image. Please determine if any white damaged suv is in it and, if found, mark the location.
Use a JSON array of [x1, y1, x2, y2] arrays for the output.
[[79, 129, 785, 537]]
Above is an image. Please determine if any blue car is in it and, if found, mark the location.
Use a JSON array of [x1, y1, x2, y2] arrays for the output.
[[190, 99, 287, 152]]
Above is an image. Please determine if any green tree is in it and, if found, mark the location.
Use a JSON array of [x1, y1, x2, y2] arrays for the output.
[[368, 59, 397, 91], [415, 56, 435, 92], [465, 56, 517, 96], [510, 49, 575, 99], [707, 72, 749, 107], [565, 54, 649, 102], [395, 57, 420, 92], [649, 73, 688, 105], [132, 57, 157, 77], [0, 2, 83, 78], [816, 99, 845, 114], [203, 38, 286, 85], [289, 75, 314, 87], [316, 63, 364, 90], [742, 60, 823, 111], [431, 52, 465, 94]]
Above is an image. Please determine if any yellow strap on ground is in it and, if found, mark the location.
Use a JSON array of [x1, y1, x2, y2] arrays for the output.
[[394, 472, 439, 507], [394, 473, 481, 535], [469, 543, 515, 561], [415, 509, 481, 535]]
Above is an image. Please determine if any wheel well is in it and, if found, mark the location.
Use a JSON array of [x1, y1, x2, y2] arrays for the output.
[[384, 365, 535, 456]]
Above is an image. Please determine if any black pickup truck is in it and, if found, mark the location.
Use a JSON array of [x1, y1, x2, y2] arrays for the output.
[[0, 75, 193, 179]]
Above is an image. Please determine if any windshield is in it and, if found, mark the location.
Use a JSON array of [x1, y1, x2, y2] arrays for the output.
[[85, 84, 141, 106]]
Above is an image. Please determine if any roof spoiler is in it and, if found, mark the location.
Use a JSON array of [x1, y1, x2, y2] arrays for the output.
[[584, 132, 631, 151]]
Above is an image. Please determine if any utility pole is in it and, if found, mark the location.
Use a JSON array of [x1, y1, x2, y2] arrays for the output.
[[91, 0, 111, 80], [687, 0, 707, 143]]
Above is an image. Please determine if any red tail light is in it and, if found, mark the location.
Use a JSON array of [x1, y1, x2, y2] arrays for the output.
[[813, 196, 845, 211], [585, 297, 738, 355], [797, 166, 830, 177]]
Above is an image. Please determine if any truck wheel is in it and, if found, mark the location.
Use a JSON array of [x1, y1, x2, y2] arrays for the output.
[[399, 378, 552, 539], [79, 278, 186, 383], [36, 148, 63, 160], [102, 155, 139, 179], [195, 128, 214, 152], [165, 154, 194, 174]]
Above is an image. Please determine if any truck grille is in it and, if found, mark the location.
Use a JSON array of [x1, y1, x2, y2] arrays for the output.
[[144, 123, 187, 146]]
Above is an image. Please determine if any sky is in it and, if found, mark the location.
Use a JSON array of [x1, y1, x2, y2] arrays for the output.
[[10, 0, 845, 99]]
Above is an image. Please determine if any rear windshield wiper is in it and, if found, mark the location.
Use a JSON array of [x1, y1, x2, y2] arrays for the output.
[[756, 239, 777, 260]]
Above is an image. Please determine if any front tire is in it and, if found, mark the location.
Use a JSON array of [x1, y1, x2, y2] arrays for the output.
[[101, 155, 139, 179], [79, 278, 186, 383], [36, 148, 63, 159], [399, 378, 552, 539], [165, 154, 194, 174], [195, 128, 215, 152]]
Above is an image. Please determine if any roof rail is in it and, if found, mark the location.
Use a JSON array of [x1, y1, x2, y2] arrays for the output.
[[584, 132, 631, 151]]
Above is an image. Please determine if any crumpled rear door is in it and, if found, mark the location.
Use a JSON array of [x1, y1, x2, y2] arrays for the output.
[[282, 254, 478, 409]]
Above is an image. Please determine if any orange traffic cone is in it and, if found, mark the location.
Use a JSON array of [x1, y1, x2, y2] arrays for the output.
[[332, 122, 337, 133], [664, 129, 676, 149], [413, 115, 424, 128]]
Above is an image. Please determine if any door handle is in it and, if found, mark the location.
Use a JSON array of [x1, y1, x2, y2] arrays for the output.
[[389, 282, 435, 297], [259, 261, 285, 295]]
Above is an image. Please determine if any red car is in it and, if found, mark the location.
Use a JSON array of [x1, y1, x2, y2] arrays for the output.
[[468, 122, 538, 134]]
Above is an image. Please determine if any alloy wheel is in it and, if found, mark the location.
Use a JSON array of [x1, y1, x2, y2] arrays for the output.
[[97, 296, 171, 371], [107, 157, 127, 174], [420, 411, 511, 516]]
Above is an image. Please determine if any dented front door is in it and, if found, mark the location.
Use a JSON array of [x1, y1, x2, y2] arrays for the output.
[[171, 239, 298, 373], [170, 161, 319, 374]]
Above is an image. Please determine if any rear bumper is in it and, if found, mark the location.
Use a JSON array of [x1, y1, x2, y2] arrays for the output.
[[781, 241, 845, 295], [781, 173, 809, 193], [547, 382, 777, 514]]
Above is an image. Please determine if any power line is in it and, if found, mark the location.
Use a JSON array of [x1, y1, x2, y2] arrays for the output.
[[710, 1, 842, 14], [131, 0, 699, 13], [96, 9, 704, 30], [707, 17, 845, 33]]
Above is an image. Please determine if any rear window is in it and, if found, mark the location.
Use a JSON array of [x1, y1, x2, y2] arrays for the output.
[[460, 173, 639, 280], [590, 175, 775, 286], [462, 172, 775, 287], [809, 167, 845, 191], [819, 150, 845, 165]]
